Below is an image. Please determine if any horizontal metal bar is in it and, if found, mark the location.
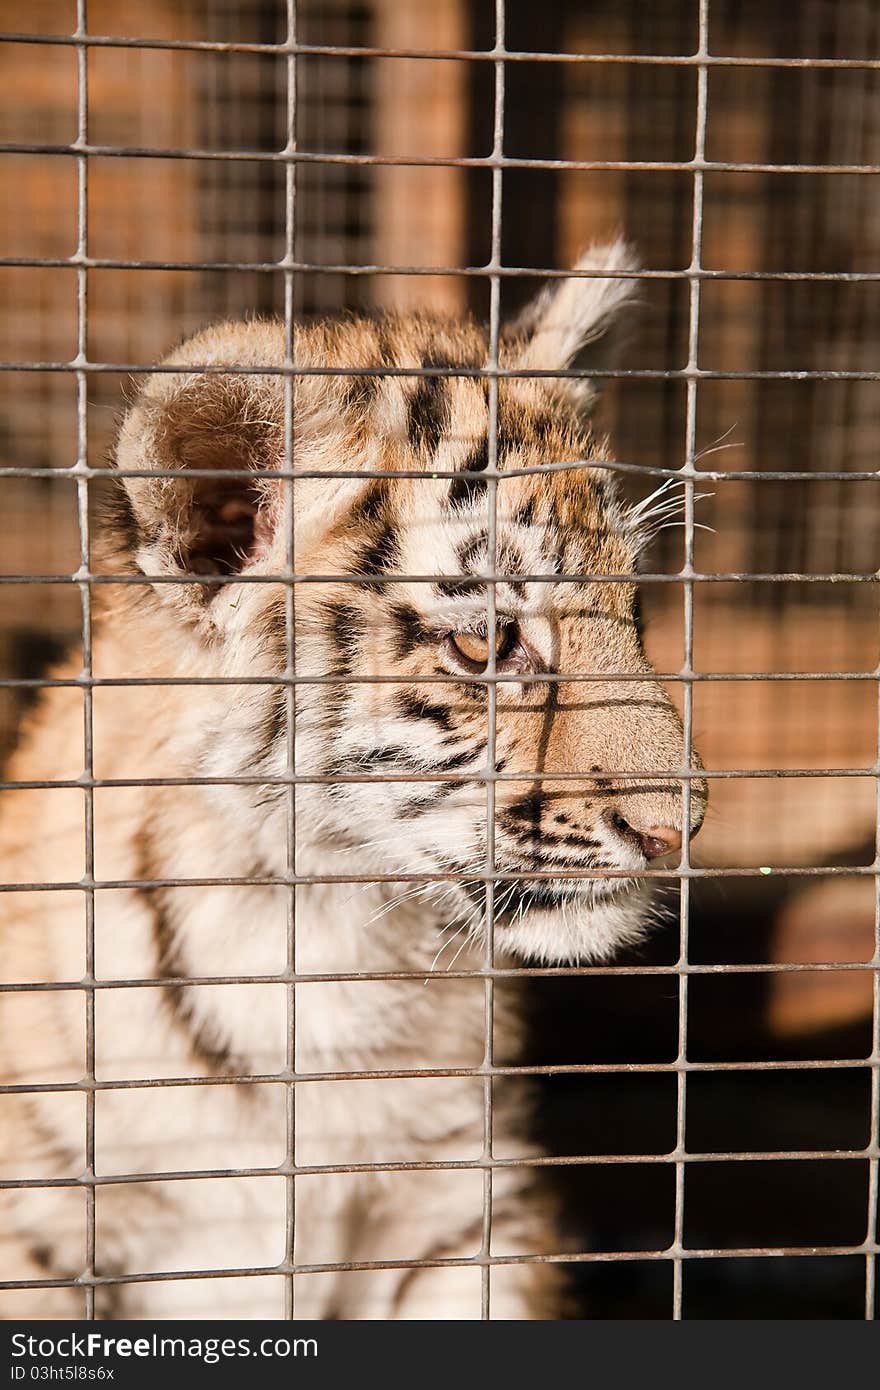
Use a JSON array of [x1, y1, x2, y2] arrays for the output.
[[3, 461, 879, 485], [3, 360, 880, 382], [0, 571, 875, 586], [2, 140, 879, 178], [2, 32, 880, 71], [0, 1146, 875, 1194], [1, 671, 878, 692], [2, 960, 876, 994], [0, 454, 852, 486], [3, 864, 879, 895], [0, 1238, 876, 1295], [4, 254, 880, 285], [3, 1057, 876, 1101], [2, 766, 876, 793]]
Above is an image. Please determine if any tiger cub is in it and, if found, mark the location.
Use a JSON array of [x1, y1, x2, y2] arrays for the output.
[[0, 242, 704, 1319]]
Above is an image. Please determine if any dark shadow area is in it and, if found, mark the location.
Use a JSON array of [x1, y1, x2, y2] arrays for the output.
[[525, 872, 875, 1318]]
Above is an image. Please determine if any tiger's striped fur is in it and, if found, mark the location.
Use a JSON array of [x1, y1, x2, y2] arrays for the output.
[[0, 243, 705, 1319]]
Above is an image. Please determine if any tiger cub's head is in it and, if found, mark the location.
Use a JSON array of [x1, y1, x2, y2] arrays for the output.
[[108, 241, 706, 963]]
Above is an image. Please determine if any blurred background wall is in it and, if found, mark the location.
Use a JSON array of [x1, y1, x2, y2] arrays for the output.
[[1, 0, 878, 1316]]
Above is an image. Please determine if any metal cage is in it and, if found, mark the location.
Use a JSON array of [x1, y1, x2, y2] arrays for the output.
[[0, 0, 878, 1321]]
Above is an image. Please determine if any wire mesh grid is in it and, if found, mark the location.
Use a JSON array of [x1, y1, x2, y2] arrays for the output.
[[0, 0, 878, 1321]]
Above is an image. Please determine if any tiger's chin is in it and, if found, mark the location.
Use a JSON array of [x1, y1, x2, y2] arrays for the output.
[[494, 882, 653, 965]]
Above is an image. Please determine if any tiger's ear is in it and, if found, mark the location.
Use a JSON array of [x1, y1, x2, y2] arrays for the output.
[[106, 321, 383, 631], [108, 353, 286, 628], [510, 238, 639, 411]]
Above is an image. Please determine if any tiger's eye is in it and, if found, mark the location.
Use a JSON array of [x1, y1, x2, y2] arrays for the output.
[[451, 631, 491, 665], [449, 624, 517, 668]]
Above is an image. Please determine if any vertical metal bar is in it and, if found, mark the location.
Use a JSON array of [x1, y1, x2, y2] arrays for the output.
[[479, 0, 506, 1323], [283, 0, 299, 1322], [671, 0, 710, 1322], [72, 0, 96, 1322], [866, 624, 880, 1318]]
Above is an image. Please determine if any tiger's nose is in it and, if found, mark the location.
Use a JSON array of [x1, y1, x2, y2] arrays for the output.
[[607, 813, 685, 861]]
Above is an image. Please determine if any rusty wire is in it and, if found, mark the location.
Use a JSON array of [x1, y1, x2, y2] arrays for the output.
[[0, 0, 878, 1322]]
